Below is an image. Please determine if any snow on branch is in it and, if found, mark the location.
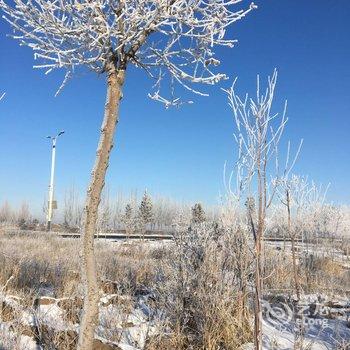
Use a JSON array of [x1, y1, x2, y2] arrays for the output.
[[0, 0, 256, 103], [223, 69, 288, 200]]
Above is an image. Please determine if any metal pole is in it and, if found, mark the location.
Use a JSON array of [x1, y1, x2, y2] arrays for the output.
[[46, 130, 64, 231], [47, 137, 56, 231]]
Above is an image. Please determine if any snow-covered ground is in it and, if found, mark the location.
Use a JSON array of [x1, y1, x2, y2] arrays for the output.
[[261, 294, 350, 349], [0, 290, 160, 350], [0, 238, 349, 349], [1, 290, 349, 350]]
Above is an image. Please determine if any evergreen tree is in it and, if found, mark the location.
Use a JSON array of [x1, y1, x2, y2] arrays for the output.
[[138, 191, 154, 238], [122, 204, 133, 223], [122, 203, 134, 236], [139, 191, 154, 225], [191, 203, 206, 224]]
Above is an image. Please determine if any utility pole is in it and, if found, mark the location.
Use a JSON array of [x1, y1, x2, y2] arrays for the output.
[[47, 131, 65, 231]]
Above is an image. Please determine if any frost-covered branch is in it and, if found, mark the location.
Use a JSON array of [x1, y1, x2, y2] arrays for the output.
[[223, 69, 287, 204], [224, 70, 292, 349], [1, 0, 256, 103]]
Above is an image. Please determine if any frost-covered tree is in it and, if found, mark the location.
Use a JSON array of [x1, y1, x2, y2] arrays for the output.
[[276, 174, 309, 301], [122, 203, 133, 221], [17, 201, 31, 225], [121, 203, 134, 237], [111, 191, 124, 231], [97, 187, 112, 233], [224, 70, 288, 350], [172, 207, 191, 233], [138, 191, 154, 238], [153, 196, 178, 229], [0, 1, 256, 347], [63, 186, 83, 230], [139, 191, 153, 222], [191, 203, 206, 224], [0, 200, 14, 223]]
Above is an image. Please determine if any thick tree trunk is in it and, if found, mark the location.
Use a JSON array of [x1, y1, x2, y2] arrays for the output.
[[78, 63, 125, 350]]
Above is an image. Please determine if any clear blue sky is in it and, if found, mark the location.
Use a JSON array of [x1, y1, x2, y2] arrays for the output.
[[0, 0, 349, 215]]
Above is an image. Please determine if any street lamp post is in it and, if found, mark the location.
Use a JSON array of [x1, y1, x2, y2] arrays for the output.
[[47, 131, 65, 231]]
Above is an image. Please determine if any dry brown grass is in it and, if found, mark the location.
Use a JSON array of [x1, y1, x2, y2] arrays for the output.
[[1, 229, 349, 349], [0, 229, 254, 349], [0, 232, 162, 300]]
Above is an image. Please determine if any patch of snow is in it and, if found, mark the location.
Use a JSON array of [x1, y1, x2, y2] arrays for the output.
[[0, 322, 41, 350], [262, 293, 350, 349], [37, 303, 68, 331], [118, 343, 139, 350], [19, 335, 40, 350]]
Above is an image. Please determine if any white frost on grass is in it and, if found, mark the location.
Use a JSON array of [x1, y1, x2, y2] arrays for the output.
[[98, 294, 159, 349], [37, 302, 67, 331], [18, 335, 40, 350], [0, 292, 35, 327], [117, 343, 140, 350], [2, 289, 349, 349], [0, 322, 40, 350]]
